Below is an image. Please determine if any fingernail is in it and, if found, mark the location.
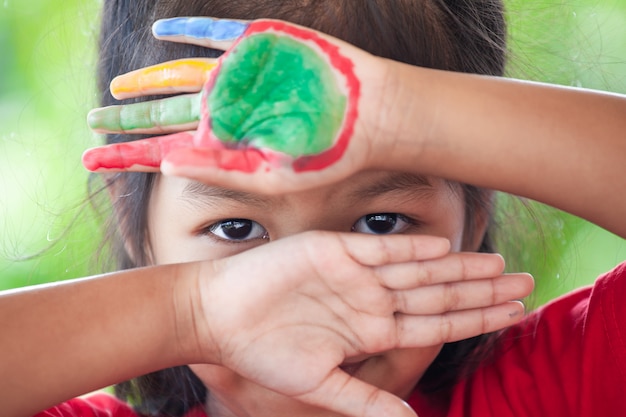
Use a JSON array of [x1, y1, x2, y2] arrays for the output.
[[87, 106, 122, 132], [110, 75, 135, 99], [82, 148, 104, 171], [153, 17, 248, 41], [508, 300, 525, 318]]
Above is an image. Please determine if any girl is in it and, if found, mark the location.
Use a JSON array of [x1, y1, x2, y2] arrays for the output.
[[2, 3, 531, 416], [3, 1, 624, 417]]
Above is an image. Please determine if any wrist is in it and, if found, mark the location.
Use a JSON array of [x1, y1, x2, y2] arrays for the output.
[[366, 59, 433, 171], [171, 260, 220, 365]]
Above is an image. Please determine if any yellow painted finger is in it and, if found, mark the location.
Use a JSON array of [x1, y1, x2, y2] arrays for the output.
[[110, 58, 217, 100]]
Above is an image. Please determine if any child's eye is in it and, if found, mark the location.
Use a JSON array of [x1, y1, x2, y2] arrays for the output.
[[206, 219, 268, 241], [351, 213, 413, 235]]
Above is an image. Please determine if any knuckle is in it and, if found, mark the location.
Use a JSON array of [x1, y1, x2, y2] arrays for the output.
[[491, 278, 498, 306], [481, 310, 491, 333], [392, 290, 408, 313], [458, 255, 470, 278], [376, 238, 393, 264], [443, 282, 462, 310], [439, 314, 454, 343]]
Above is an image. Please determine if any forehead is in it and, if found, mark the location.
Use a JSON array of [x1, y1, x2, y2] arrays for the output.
[[170, 171, 457, 210], [147, 170, 469, 257]]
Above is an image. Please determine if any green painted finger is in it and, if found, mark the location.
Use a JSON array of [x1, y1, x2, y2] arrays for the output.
[[87, 93, 201, 134]]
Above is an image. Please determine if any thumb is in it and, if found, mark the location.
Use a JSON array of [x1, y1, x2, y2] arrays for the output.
[[296, 368, 418, 417], [162, 146, 310, 195], [161, 146, 270, 175]]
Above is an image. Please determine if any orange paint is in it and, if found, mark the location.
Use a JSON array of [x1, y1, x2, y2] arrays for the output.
[[111, 58, 216, 99]]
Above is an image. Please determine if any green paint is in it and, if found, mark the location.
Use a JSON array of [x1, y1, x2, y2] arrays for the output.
[[208, 33, 346, 157], [88, 94, 201, 132]]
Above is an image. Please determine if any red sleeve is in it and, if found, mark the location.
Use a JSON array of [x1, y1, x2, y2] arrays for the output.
[[409, 261, 626, 417], [34, 392, 209, 417], [34, 393, 139, 417]]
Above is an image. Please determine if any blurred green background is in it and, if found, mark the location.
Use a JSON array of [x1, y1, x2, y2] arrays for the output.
[[1, 0, 625, 308]]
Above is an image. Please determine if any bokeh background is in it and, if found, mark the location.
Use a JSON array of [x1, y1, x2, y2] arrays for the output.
[[1, 0, 625, 308]]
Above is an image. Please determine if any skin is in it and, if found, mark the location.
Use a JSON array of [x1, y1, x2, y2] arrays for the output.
[[79, 22, 626, 414], [147, 170, 485, 417], [84, 18, 626, 237], [3, 16, 625, 417], [2, 229, 529, 417], [86, 19, 360, 172]]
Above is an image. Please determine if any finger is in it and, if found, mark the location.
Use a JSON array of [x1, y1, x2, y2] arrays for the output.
[[82, 132, 194, 172], [163, 146, 276, 176], [375, 252, 506, 289], [296, 368, 417, 417], [162, 147, 309, 196], [87, 93, 201, 134], [111, 58, 217, 100], [396, 301, 525, 347], [152, 17, 249, 50], [161, 146, 355, 196], [332, 233, 451, 267], [392, 274, 534, 314]]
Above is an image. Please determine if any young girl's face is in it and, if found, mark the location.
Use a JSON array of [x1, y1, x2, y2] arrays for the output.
[[147, 169, 475, 416]]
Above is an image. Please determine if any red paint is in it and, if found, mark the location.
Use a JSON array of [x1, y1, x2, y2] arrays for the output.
[[82, 132, 194, 171], [194, 77, 263, 172], [196, 65, 218, 149], [216, 148, 265, 172], [85, 20, 360, 176], [164, 147, 265, 173]]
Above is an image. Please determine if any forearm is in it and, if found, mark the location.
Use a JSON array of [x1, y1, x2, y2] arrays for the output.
[[0, 263, 201, 417], [378, 61, 626, 238]]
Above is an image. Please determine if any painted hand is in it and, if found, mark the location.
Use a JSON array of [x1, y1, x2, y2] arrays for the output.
[[193, 232, 532, 417], [84, 17, 386, 194]]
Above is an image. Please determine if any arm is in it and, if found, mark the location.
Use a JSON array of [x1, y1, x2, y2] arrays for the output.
[[1, 233, 531, 417], [378, 63, 626, 238], [0, 263, 198, 417], [82, 17, 626, 237]]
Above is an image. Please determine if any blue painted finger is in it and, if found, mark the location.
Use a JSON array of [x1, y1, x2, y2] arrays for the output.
[[152, 17, 249, 42]]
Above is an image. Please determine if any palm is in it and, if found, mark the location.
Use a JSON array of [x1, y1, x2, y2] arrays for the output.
[[82, 17, 384, 193], [190, 231, 531, 417], [208, 238, 396, 394], [198, 232, 415, 417]]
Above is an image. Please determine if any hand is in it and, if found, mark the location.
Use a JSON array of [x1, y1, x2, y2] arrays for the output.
[[83, 17, 392, 194], [186, 231, 532, 417]]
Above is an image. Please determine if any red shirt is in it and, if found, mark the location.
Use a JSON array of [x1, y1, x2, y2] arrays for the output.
[[409, 261, 626, 416], [34, 394, 206, 417], [37, 263, 626, 417]]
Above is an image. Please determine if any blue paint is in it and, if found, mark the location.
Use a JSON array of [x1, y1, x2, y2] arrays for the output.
[[152, 17, 248, 41]]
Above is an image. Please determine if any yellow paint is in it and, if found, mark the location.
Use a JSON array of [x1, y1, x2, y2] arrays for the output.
[[111, 58, 216, 99]]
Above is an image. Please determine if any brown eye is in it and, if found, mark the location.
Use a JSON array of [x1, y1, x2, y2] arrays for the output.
[[352, 213, 412, 235], [209, 219, 268, 241]]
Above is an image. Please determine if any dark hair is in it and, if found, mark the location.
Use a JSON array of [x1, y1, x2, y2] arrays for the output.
[[93, 0, 507, 415]]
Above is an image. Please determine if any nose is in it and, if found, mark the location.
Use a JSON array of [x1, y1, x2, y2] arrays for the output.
[[267, 195, 351, 240]]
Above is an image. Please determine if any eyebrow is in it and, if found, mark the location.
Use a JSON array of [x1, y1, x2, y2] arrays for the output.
[[347, 172, 435, 202], [180, 181, 271, 209], [179, 171, 436, 209]]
